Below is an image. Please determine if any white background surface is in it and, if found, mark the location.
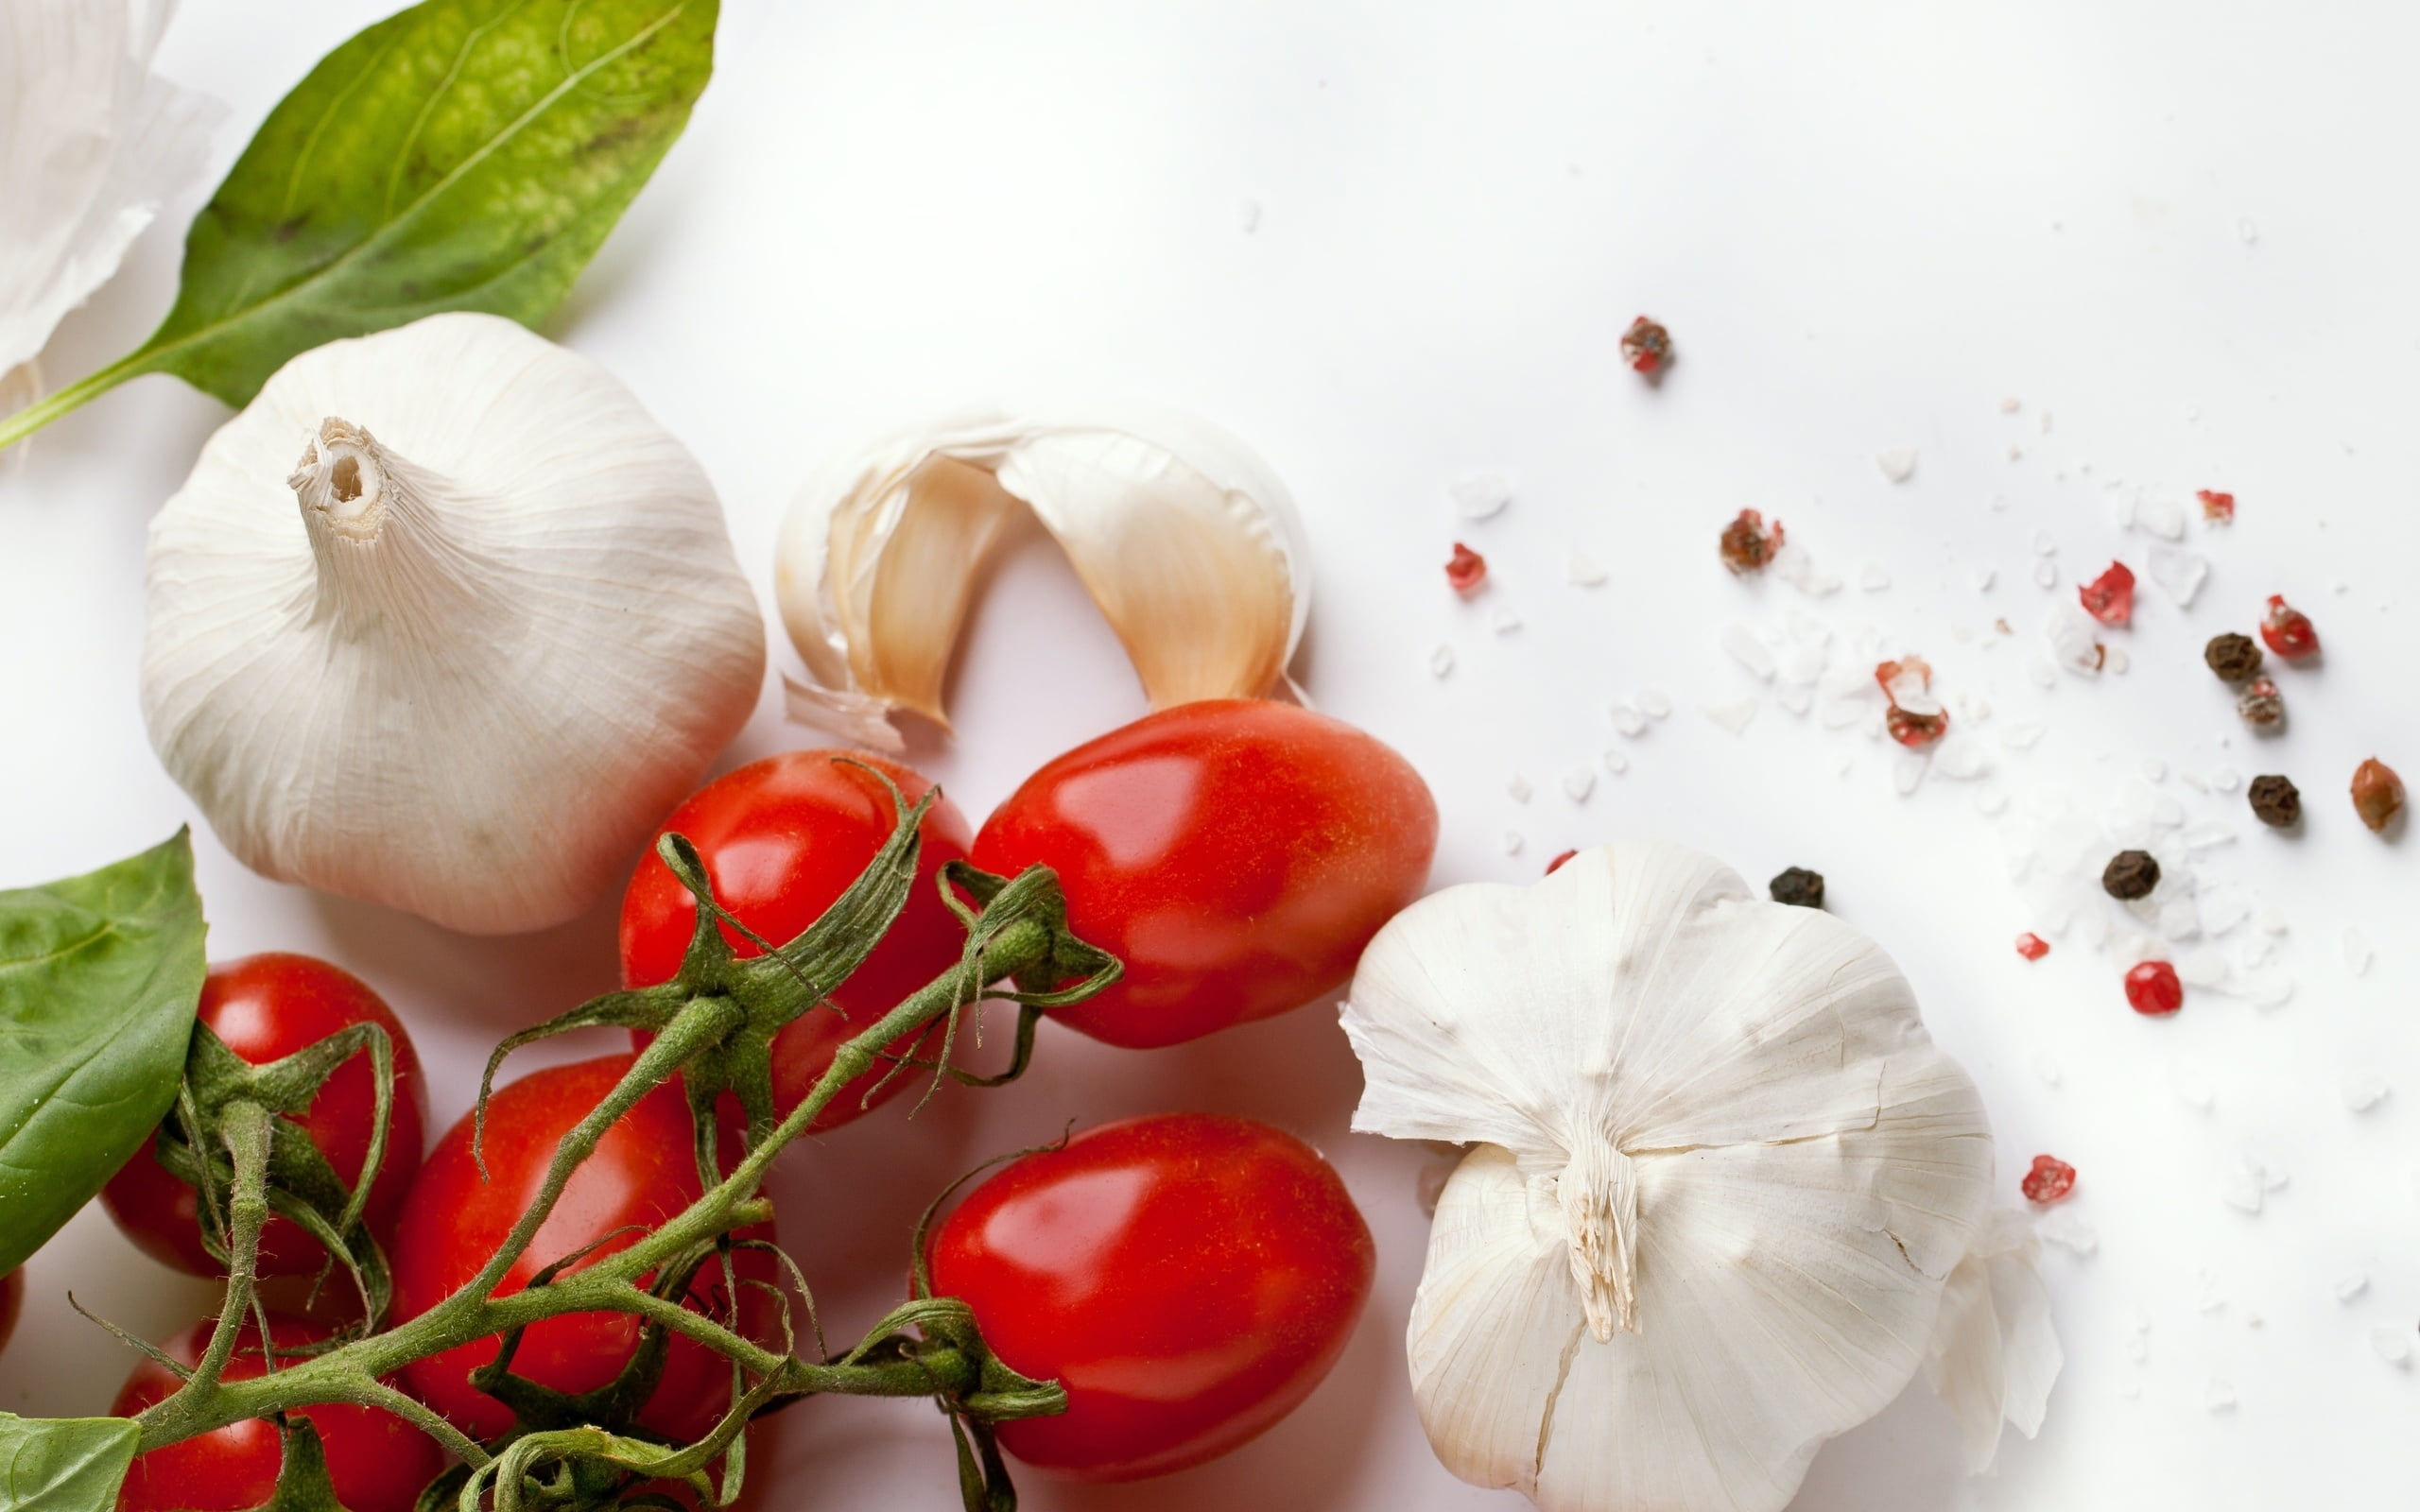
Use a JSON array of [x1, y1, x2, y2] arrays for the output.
[[2, 2, 2414, 1508]]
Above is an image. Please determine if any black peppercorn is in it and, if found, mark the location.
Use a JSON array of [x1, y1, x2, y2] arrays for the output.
[[2204, 632, 2263, 683], [2247, 775, 2301, 829], [2101, 849, 2160, 901], [1770, 867, 1825, 909]]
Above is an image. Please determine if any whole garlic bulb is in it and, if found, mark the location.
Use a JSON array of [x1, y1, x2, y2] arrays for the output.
[[1342, 842, 2054, 1512], [774, 406, 1308, 750], [143, 313, 765, 935]]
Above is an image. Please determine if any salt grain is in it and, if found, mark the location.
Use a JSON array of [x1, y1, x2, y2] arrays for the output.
[[1975, 787, 2011, 816], [1450, 473, 1512, 520], [2221, 1160, 2268, 1212], [1721, 624, 1777, 680], [1820, 699, 1869, 730], [2182, 819, 2237, 850], [2177, 948, 2229, 988], [2142, 757, 2169, 782], [1491, 609, 1522, 634], [1429, 644, 1455, 678], [1638, 688, 1672, 719], [2256, 903, 2289, 935], [2372, 1329, 2413, 1367], [1237, 198, 1262, 232], [2205, 1377, 2238, 1413], [1876, 446, 1917, 483], [2032, 530, 2058, 556], [1610, 703, 1649, 737], [2169, 1059, 2217, 1110], [1501, 830, 1525, 856], [1777, 685, 1812, 716], [2137, 498, 2187, 541], [1562, 767, 1596, 802], [2033, 559, 2059, 590], [2002, 721, 2048, 750], [2147, 545, 2210, 607], [1602, 747, 1630, 775], [2237, 216, 2260, 244], [1933, 736, 1988, 780], [2334, 1275, 2369, 1303], [1975, 567, 1997, 592], [2028, 660, 2058, 689], [1703, 698, 1759, 735], [2343, 1076, 2390, 1113], [2343, 928, 2374, 977], [2181, 769, 2210, 793], [1564, 546, 1608, 586], [2159, 899, 2202, 939], [1506, 773, 1532, 803], [1893, 750, 1927, 795], [2212, 767, 2242, 793], [2038, 1208, 2098, 1255]]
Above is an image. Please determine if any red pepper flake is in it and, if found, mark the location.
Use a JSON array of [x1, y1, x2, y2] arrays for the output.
[[2197, 489, 2236, 524], [1719, 508, 1786, 574], [1546, 849, 1579, 874], [2015, 932, 2050, 961], [1445, 541, 1488, 594], [2077, 561, 2136, 627], [2021, 1154, 2078, 1205], [1875, 656, 1949, 747], [1619, 315, 1672, 375], [2259, 594, 2320, 660], [2123, 959, 2184, 1017]]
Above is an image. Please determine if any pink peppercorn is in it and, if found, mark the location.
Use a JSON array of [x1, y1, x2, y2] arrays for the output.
[[2078, 561, 2136, 627], [2124, 959, 2184, 1016], [2015, 932, 2050, 961], [1445, 541, 1487, 594], [2021, 1155, 2077, 1204]]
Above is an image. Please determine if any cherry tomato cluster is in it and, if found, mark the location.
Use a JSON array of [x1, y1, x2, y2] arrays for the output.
[[68, 697, 1434, 1506]]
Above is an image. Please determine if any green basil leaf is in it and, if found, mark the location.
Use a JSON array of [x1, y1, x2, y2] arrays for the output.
[[0, 832, 207, 1276], [132, 0, 717, 408], [0, 1416, 140, 1512]]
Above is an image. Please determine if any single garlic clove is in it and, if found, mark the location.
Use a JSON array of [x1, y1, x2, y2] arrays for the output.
[[775, 406, 1308, 747]]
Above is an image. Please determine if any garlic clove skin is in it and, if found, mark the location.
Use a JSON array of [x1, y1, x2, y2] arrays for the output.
[[775, 406, 1307, 747], [145, 313, 765, 935], [1343, 842, 2011, 1512]]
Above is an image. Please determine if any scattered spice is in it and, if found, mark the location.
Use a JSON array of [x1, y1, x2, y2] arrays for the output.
[[1619, 315, 1672, 375], [2015, 932, 2050, 961], [2351, 757, 2406, 833], [2078, 561, 2136, 627], [2197, 489, 2236, 524], [1719, 508, 1786, 574], [2101, 850, 2161, 901], [1769, 867, 1825, 909], [1875, 656, 1949, 747], [2020, 1154, 2078, 1205], [2237, 678, 2285, 730], [2203, 631, 2263, 683], [1546, 849, 1579, 875], [2124, 959, 2185, 1016], [2258, 594, 2320, 660], [1445, 541, 1488, 594], [2247, 775, 2302, 828]]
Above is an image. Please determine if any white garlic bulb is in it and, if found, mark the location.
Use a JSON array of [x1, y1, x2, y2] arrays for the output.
[[143, 313, 765, 935], [1342, 843, 2054, 1512], [774, 407, 1307, 750]]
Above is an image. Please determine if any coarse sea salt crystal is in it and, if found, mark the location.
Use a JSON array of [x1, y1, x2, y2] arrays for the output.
[[2159, 899, 2202, 940], [2105, 644, 2130, 674], [2243, 968, 2293, 1008], [1501, 830, 1525, 856], [1788, 609, 1832, 646], [2148, 544, 2210, 606], [1859, 563, 1892, 593], [2142, 756, 2169, 781], [2212, 766, 2242, 793], [1975, 566, 1997, 592], [2221, 1161, 2269, 1212], [2032, 530, 2058, 556], [1491, 609, 1522, 634], [1722, 624, 1777, 679], [1565, 546, 1608, 586], [1820, 699, 1868, 730], [1450, 473, 1512, 519], [2182, 819, 2236, 850], [2038, 1208, 2098, 1255], [1893, 750, 1927, 795], [1237, 198, 1261, 232], [2199, 886, 2252, 936], [1778, 642, 1825, 685], [2344, 1076, 2390, 1113], [1430, 644, 1455, 678], [2002, 721, 2048, 750], [2177, 947, 2229, 988], [2137, 498, 2187, 541], [2170, 1059, 2217, 1110], [1703, 698, 1759, 736], [2335, 1273, 2370, 1303], [2033, 559, 2059, 590], [1602, 747, 1630, 775], [1610, 703, 1649, 737], [1562, 767, 1596, 802], [2205, 1377, 2238, 1412], [2256, 903, 2289, 934], [2029, 659, 2058, 689], [1776, 685, 1812, 716], [2343, 928, 2374, 976], [1933, 736, 1988, 780], [1876, 446, 1917, 482], [2047, 604, 2104, 674], [2373, 1330, 2414, 1367], [1507, 773, 1533, 802], [1638, 688, 1672, 719], [2181, 769, 2210, 793], [1974, 786, 2010, 816]]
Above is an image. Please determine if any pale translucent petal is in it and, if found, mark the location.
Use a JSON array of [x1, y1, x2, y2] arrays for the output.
[[0, 0, 220, 374], [1925, 1207, 2061, 1468]]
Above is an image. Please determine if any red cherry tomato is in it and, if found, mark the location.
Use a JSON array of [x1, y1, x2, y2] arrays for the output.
[[112, 1314, 441, 1512], [971, 700, 1437, 1048], [390, 1054, 777, 1443], [621, 751, 974, 1128], [0, 1269, 20, 1353], [101, 954, 428, 1279], [927, 1112, 1374, 1481]]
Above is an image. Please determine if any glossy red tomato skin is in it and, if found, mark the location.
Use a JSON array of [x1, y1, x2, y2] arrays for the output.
[[0, 1269, 19, 1353], [621, 751, 974, 1128], [112, 1314, 441, 1512], [389, 1054, 777, 1443], [101, 954, 428, 1278], [971, 700, 1438, 1048], [927, 1112, 1374, 1482]]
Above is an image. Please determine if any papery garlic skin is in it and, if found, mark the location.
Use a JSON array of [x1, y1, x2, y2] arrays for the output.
[[144, 313, 764, 935], [775, 407, 1307, 749], [1344, 843, 2029, 1512], [0, 0, 219, 384]]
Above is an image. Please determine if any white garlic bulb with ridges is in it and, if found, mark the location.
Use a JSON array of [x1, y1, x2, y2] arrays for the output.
[[143, 313, 765, 934]]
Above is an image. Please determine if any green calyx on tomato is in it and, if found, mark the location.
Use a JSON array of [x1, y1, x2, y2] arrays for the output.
[[973, 698, 1439, 1049]]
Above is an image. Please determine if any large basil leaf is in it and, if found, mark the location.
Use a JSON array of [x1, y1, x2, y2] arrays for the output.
[[0, 833, 207, 1276], [0, 1417, 139, 1512]]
